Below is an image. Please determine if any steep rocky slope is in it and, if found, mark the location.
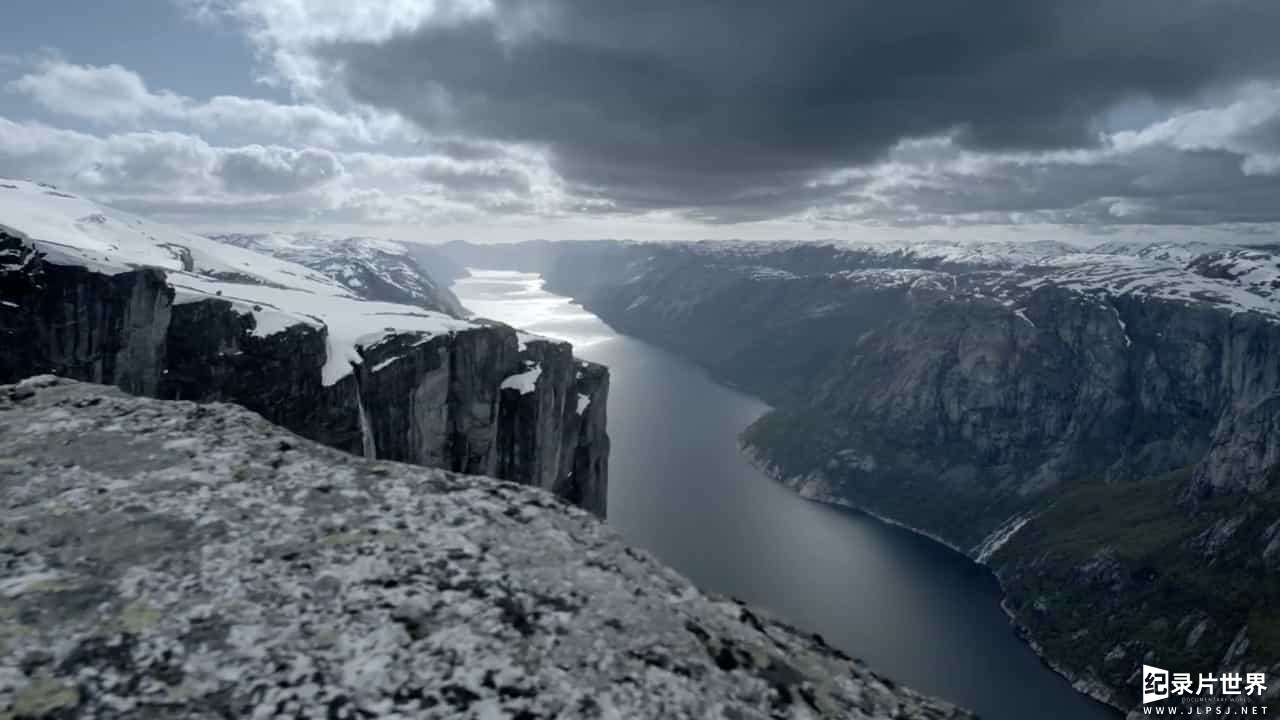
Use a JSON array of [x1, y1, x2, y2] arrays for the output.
[[0, 376, 971, 720], [0, 181, 607, 515], [209, 232, 467, 317], [443, 237, 1280, 713]]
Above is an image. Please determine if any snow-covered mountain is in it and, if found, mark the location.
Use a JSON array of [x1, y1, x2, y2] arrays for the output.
[[208, 232, 467, 318], [680, 237, 1086, 270], [652, 236, 1280, 321], [0, 179, 471, 386], [0, 179, 610, 515]]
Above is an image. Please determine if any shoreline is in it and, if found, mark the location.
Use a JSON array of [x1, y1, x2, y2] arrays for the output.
[[739, 442, 1129, 718]]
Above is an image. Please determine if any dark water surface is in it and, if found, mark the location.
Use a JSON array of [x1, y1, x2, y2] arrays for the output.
[[454, 270, 1121, 720]]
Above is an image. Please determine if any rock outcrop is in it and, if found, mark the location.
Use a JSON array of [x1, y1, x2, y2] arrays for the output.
[[0, 182, 608, 516], [442, 237, 1280, 713], [0, 377, 970, 720], [0, 233, 172, 399]]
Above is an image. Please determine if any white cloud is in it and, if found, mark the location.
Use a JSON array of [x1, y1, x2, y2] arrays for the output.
[[188, 95, 368, 144], [5, 59, 408, 147], [83, 132, 222, 193], [796, 82, 1280, 227], [8, 61, 186, 121], [1113, 83, 1280, 174], [0, 116, 557, 227], [1243, 154, 1280, 176], [0, 119, 219, 195]]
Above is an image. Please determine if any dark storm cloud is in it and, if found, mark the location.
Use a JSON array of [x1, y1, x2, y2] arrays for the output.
[[318, 0, 1280, 220], [217, 146, 343, 194], [851, 143, 1280, 228]]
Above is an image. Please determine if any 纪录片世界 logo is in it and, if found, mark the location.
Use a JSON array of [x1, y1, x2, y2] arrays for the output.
[[1143, 664, 1269, 713]]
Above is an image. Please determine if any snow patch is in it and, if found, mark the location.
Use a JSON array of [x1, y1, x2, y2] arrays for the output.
[[576, 393, 591, 414], [169, 277, 472, 386], [1020, 253, 1280, 321], [369, 355, 403, 373], [834, 268, 954, 290], [1108, 303, 1132, 347], [973, 515, 1032, 565], [501, 363, 541, 394], [515, 331, 552, 352]]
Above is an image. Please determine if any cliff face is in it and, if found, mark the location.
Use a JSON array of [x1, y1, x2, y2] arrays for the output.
[[0, 183, 608, 516], [463, 238, 1280, 712], [494, 341, 610, 516], [0, 376, 969, 720], [749, 286, 1280, 504], [0, 249, 608, 515], [1, 232, 173, 398], [751, 285, 1280, 712]]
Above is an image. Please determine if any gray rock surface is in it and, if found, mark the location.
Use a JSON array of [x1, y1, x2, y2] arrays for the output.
[[0, 377, 968, 720]]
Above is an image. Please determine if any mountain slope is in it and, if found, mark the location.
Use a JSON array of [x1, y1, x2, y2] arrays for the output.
[[209, 232, 467, 317]]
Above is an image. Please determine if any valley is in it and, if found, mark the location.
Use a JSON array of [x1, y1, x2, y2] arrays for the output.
[[452, 270, 1120, 720], [443, 237, 1280, 716]]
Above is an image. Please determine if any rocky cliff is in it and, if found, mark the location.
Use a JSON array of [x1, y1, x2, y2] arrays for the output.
[[0, 181, 607, 516], [0, 376, 971, 720], [444, 238, 1280, 713]]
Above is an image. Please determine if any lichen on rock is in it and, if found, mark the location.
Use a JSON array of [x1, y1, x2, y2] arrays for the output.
[[0, 377, 969, 719]]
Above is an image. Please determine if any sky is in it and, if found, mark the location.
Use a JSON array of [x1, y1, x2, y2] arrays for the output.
[[3, 0, 1280, 244]]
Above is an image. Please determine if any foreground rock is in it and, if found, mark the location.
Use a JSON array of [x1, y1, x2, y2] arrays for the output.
[[0, 377, 970, 720]]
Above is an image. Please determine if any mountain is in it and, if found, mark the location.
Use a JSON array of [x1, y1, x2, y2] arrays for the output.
[[0, 180, 608, 515], [208, 232, 467, 317], [438, 238, 629, 277], [0, 375, 972, 720], [404, 241, 471, 285], [442, 237, 1280, 714]]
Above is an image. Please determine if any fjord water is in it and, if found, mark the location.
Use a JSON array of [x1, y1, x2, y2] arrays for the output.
[[454, 270, 1120, 720]]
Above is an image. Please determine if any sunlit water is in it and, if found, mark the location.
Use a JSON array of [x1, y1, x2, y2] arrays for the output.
[[454, 269, 1121, 720]]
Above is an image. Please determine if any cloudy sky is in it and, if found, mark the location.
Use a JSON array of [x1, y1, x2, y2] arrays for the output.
[[3, 0, 1280, 243]]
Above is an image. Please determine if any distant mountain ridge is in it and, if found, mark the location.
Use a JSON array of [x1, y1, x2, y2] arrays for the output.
[[208, 231, 467, 317]]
